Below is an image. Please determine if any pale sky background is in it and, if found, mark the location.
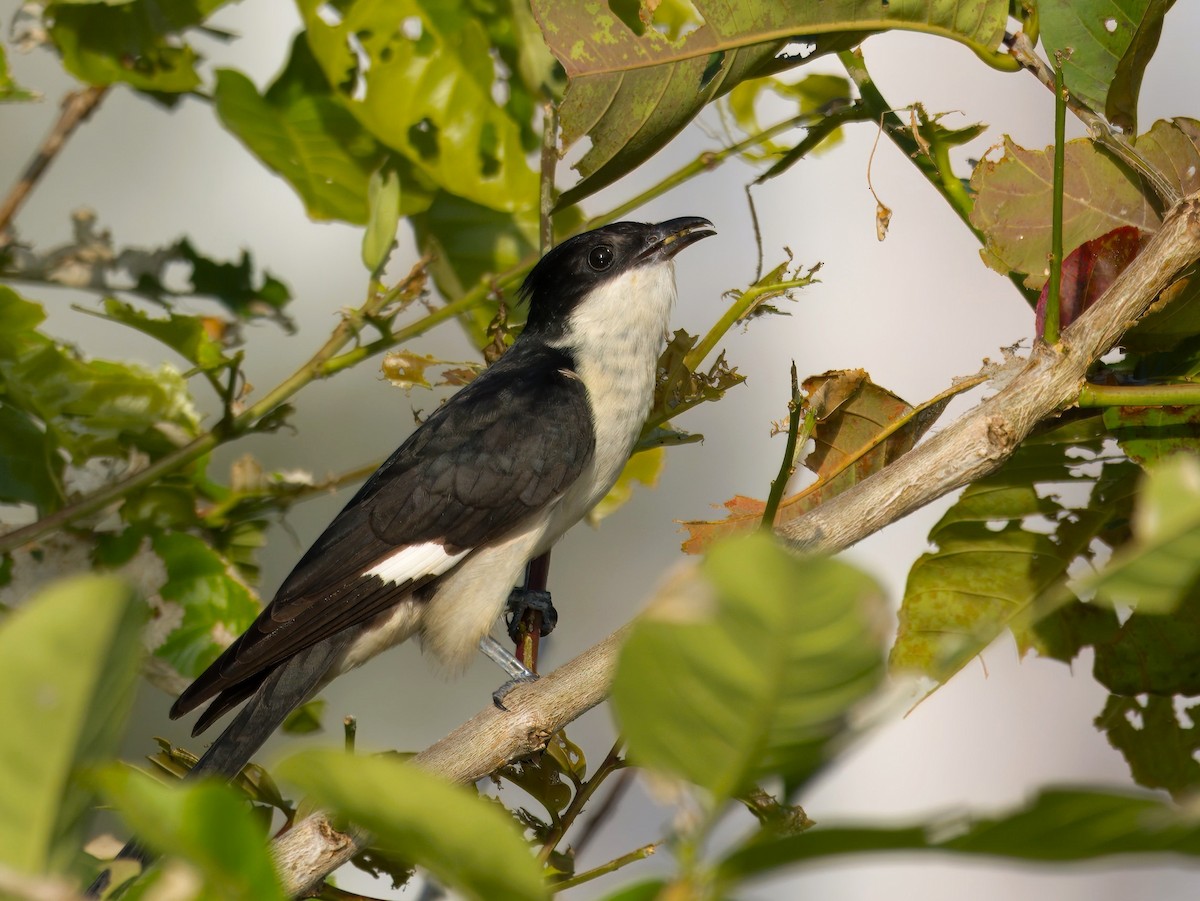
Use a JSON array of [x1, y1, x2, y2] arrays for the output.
[[4, 2, 1200, 898]]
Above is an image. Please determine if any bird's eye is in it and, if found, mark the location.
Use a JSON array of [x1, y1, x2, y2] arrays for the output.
[[588, 244, 614, 271]]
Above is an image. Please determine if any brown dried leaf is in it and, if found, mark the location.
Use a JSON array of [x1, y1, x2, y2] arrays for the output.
[[681, 370, 946, 553]]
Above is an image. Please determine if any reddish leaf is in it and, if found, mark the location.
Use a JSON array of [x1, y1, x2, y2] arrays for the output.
[[1036, 226, 1145, 334]]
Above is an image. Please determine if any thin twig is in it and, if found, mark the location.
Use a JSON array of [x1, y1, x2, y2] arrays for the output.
[[0, 85, 109, 243], [548, 843, 658, 892], [1043, 52, 1067, 344], [571, 766, 636, 858], [536, 738, 625, 865], [0, 258, 431, 554], [761, 362, 804, 529]]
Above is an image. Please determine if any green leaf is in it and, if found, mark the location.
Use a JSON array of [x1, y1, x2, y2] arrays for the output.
[[1104, 403, 1200, 467], [175, 239, 293, 324], [410, 190, 541, 341], [970, 136, 1160, 289], [1035, 587, 1200, 798], [94, 298, 232, 371], [1097, 694, 1200, 799], [1083, 454, 1200, 612], [0, 400, 65, 511], [891, 416, 1139, 682], [149, 531, 260, 679], [612, 533, 885, 802], [298, 0, 538, 212], [0, 44, 38, 102], [0, 575, 143, 875], [276, 749, 548, 901], [47, 0, 230, 92], [213, 36, 431, 225], [362, 165, 402, 272], [718, 787, 1200, 881], [0, 287, 201, 462], [535, 0, 1011, 205], [1039, 0, 1175, 132], [92, 767, 287, 900]]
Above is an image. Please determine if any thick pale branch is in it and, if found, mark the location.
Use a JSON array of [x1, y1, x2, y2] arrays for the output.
[[272, 625, 629, 896], [270, 194, 1200, 896]]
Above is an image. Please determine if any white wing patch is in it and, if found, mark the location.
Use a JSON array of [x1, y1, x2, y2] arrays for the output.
[[363, 541, 468, 586]]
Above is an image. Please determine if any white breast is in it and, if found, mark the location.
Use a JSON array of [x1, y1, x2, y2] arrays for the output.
[[544, 261, 677, 544]]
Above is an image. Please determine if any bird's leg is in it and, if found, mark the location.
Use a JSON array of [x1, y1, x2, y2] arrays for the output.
[[479, 634, 539, 710]]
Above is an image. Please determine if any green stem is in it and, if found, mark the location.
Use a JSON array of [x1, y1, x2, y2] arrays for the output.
[[761, 363, 805, 529], [1043, 54, 1066, 345], [586, 109, 830, 229], [537, 739, 625, 865], [1078, 382, 1200, 407], [549, 843, 658, 893]]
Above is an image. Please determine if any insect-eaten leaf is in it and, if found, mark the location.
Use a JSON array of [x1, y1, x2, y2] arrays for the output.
[[970, 136, 1161, 288], [891, 414, 1139, 684], [683, 369, 945, 553]]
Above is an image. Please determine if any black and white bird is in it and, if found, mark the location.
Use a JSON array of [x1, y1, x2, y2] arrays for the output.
[[167, 216, 715, 779]]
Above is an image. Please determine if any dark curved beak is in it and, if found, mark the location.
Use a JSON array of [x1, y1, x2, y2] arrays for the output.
[[641, 217, 716, 261]]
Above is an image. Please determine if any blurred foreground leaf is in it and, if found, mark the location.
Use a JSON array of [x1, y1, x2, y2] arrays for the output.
[[0, 575, 142, 875]]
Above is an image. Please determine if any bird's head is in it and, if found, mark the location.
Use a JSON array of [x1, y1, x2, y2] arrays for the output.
[[519, 217, 715, 338]]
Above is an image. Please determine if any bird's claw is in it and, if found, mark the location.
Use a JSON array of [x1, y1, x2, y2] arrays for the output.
[[492, 670, 540, 711]]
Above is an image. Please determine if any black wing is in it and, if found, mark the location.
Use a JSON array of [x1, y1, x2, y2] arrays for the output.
[[171, 342, 594, 721]]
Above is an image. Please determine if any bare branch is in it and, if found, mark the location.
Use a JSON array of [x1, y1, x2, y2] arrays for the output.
[[272, 625, 629, 896], [0, 85, 108, 242]]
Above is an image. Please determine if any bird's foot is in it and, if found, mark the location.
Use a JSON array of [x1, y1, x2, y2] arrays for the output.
[[505, 587, 558, 641], [478, 635, 540, 710], [491, 670, 540, 711]]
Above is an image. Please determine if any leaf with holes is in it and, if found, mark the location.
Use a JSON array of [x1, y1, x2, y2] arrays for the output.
[[298, 0, 537, 212], [970, 137, 1160, 289], [1039, 0, 1175, 132], [534, 0, 1011, 205], [891, 416, 1140, 683], [47, 0, 231, 93]]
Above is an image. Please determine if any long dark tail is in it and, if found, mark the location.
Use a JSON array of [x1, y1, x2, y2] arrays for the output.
[[84, 635, 352, 897]]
